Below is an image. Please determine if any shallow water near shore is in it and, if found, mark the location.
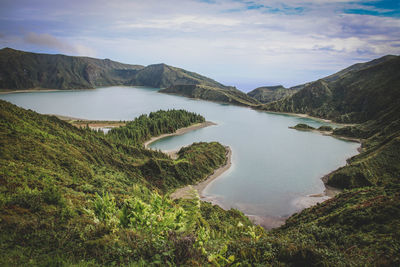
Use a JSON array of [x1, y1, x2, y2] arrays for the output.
[[1, 86, 360, 223]]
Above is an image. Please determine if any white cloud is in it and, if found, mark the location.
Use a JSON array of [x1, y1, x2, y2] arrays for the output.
[[1, 0, 399, 89], [23, 32, 96, 57]]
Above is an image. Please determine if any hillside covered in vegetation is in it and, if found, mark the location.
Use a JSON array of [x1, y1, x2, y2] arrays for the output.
[[160, 84, 260, 107], [247, 85, 299, 104], [262, 55, 400, 123], [0, 48, 227, 91], [1, 100, 399, 266]]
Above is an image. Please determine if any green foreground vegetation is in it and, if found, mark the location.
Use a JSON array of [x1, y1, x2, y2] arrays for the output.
[[1, 100, 399, 266]]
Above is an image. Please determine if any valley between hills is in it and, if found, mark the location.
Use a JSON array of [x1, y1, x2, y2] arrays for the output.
[[0, 48, 399, 266]]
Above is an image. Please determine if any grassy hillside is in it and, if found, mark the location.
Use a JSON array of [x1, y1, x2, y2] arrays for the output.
[[247, 85, 299, 104], [0, 100, 257, 265], [245, 185, 400, 266], [1, 100, 399, 265], [322, 55, 398, 83], [160, 84, 260, 106], [326, 103, 400, 188]]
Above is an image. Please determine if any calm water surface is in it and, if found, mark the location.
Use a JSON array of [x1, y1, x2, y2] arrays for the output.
[[1, 87, 359, 218]]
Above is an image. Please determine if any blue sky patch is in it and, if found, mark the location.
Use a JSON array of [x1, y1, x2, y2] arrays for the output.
[[345, 0, 400, 17]]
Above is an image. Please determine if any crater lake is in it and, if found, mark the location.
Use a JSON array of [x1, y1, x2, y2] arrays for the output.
[[1, 86, 359, 225]]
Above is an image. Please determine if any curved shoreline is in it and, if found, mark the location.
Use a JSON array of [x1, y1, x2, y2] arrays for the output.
[[143, 121, 216, 149], [170, 146, 232, 200], [141, 120, 232, 200]]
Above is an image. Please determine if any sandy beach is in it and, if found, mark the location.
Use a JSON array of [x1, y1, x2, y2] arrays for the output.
[[0, 88, 64, 95], [292, 166, 356, 213], [141, 120, 233, 200], [288, 125, 362, 211], [143, 121, 216, 148], [170, 146, 232, 200], [289, 126, 362, 148]]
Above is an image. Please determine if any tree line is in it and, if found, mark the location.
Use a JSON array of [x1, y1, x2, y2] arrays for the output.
[[107, 109, 205, 146]]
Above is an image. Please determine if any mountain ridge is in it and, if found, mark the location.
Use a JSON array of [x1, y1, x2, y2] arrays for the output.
[[262, 54, 400, 123], [0, 47, 227, 91], [0, 47, 259, 106], [250, 55, 398, 104]]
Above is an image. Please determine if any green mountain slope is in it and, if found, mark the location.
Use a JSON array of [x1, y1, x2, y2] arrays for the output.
[[327, 103, 400, 188], [130, 63, 226, 89], [0, 48, 229, 91], [322, 55, 398, 82], [263, 55, 400, 123], [160, 84, 260, 106], [248, 55, 396, 104], [0, 47, 143, 89], [247, 85, 299, 103]]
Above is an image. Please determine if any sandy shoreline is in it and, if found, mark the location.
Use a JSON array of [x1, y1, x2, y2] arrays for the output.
[[170, 146, 232, 200], [143, 121, 216, 148], [290, 126, 362, 148], [142, 120, 233, 202], [287, 125, 362, 210], [0, 89, 65, 95]]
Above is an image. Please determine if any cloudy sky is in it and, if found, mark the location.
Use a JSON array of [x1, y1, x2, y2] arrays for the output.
[[0, 0, 399, 91]]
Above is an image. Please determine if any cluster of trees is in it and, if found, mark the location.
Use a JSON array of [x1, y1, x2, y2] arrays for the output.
[[107, 109, 205, 146]]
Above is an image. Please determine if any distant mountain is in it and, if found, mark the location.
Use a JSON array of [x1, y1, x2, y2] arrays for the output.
[[250, 55, 398, 104], [129, 63, 226, 89], [247, 85, 298, 103], [263, 55, 400, 123], [322, 55, 398, 83], [0, 48, 227, 91], [0, 47, 143, 89], [0, 47, 256, 106], [160, 84, 260, 106]]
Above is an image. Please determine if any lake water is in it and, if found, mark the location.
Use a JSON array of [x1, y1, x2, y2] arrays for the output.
[[1, 86, 359, 221]]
